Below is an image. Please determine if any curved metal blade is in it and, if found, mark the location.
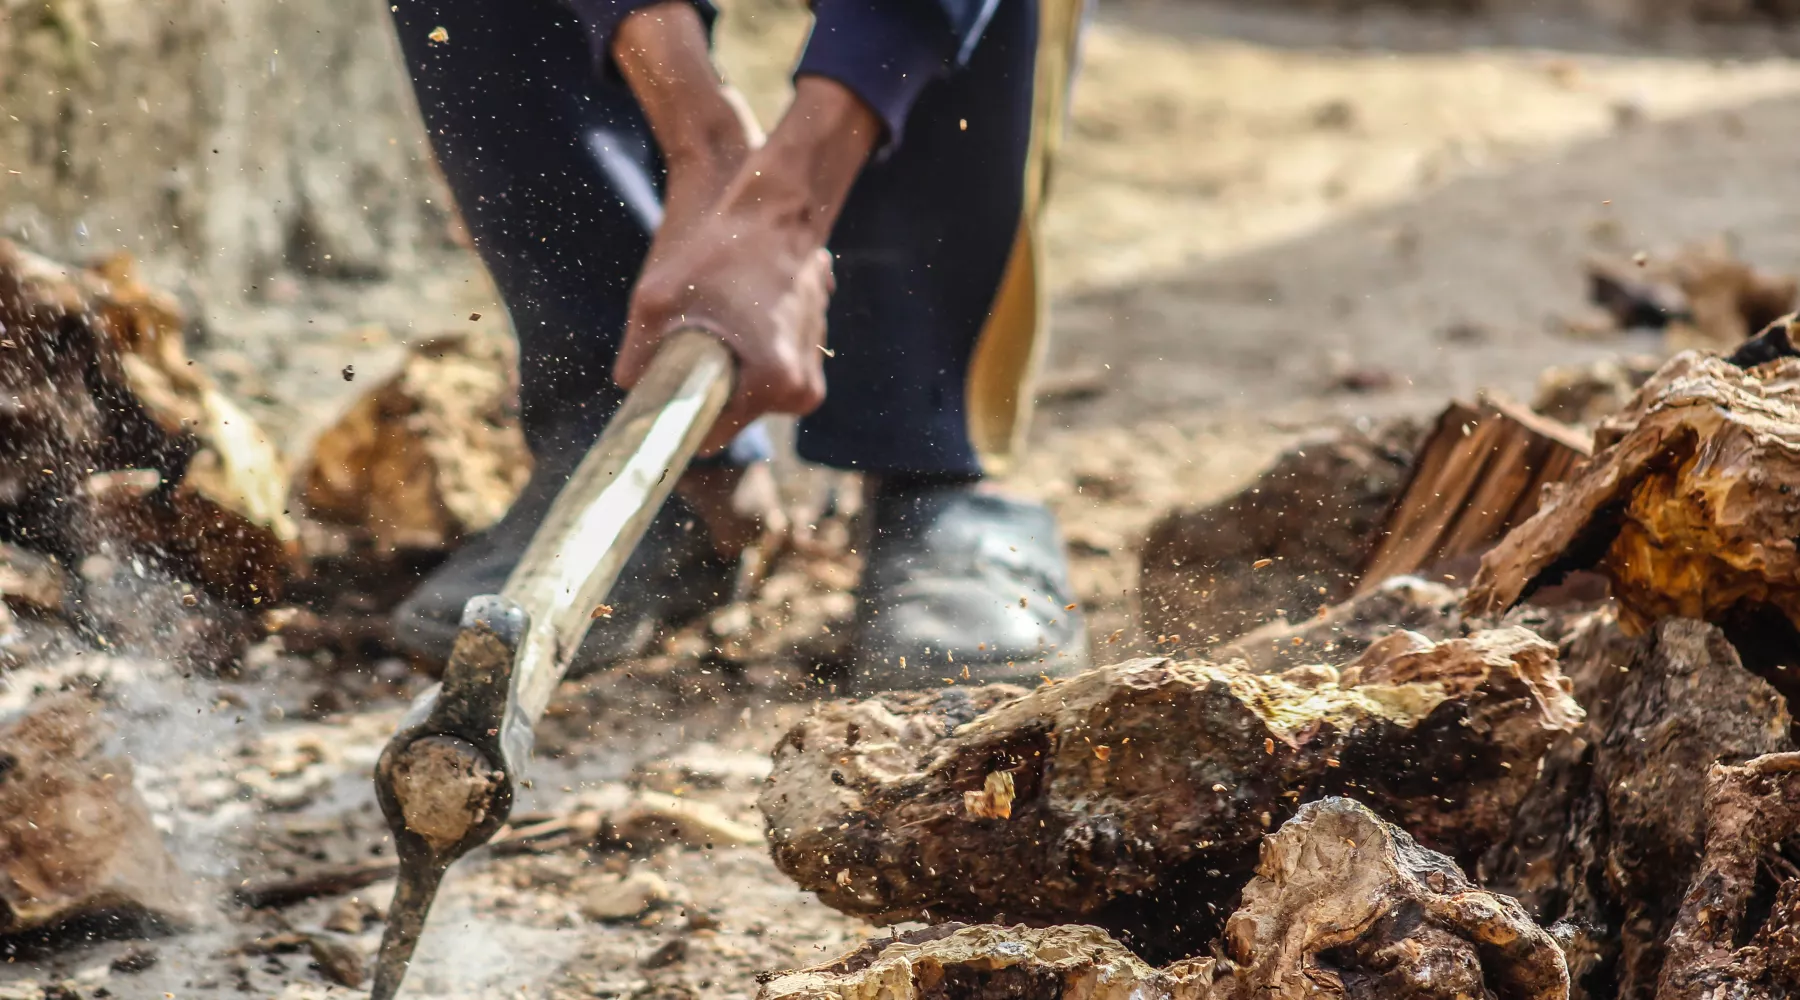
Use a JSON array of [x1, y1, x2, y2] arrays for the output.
[[370, 857, 450, 1000]]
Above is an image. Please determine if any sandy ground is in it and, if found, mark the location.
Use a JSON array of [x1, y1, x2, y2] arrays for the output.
[[8, 3, 1800, 999]]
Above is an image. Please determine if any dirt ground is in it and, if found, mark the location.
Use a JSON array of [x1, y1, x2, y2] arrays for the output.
[[7, 2, 1800, 998]]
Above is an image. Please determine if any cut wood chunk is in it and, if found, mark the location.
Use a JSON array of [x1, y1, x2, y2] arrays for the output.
[[1140, 419, 1422, 649], [760, 629, 1579, 960], [0, 694, 196, 935], [1360, 395, 1590, 593], [296, 333, 529, 557], [1221, 797, 1568, 1000], [1467, 330, 1800, 636], [758, 924, 1217, 1000], [0, 241, 295, 605]]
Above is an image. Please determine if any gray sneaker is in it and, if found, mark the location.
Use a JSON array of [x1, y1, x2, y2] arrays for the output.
[[848, 482, 1088, 692]]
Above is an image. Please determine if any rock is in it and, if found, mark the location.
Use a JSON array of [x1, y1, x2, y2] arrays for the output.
[[0, 694, 195, 935], [756, 924, 1217, 1000], [640, 937, 688, 970], [1219, 797, 1568, 1000], [295, 332, 528, 557], [320, 896, 381, 935], [1468, 341, 1800, 638], [108, 946, 158, 974], [1140, 419, 1422, 649], [760, 629, 1580, 960], [579, 871, 672, 923], [306, 932, 365, 989]]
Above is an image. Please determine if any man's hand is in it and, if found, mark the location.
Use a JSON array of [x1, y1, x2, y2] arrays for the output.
[[613, 67, 879, 452]]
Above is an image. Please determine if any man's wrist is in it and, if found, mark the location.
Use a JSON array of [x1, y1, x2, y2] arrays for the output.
[[728, 75, 878, 243]]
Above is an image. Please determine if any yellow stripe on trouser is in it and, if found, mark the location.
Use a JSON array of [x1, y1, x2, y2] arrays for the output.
[[965, 0, 1088, 473]]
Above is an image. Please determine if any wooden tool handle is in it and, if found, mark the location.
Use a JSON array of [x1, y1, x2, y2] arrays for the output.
[[502, 328, 734, 726]]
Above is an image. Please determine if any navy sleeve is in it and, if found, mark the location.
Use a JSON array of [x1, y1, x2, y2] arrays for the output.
[[562, 0, 718, 78], [794, 0, 968, 153]]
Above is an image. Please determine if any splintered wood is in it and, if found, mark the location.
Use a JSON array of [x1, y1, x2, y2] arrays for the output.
[[1359, 395, 1591, 591], [760, 629, 1579, 959], [0, 240, 295, 604], [1467, 327, 1800, 635], [0, 694, 195, 935]]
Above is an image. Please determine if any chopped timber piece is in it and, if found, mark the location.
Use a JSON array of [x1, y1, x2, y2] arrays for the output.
[[1359, 395, 1590, 593], [760, 629, 1580, 959], [1467, 339, 1800, 635], [757, 924, 1218, 1000], [1219, 797, 1568, 1000], [296, 333, 529, 556], [1140, 419, 1422, 649], [0, 694, 196, 935], [0, 241, 296, 604], [1656, 752, 1800, 1000], [1481, 618, 1792, 1000]]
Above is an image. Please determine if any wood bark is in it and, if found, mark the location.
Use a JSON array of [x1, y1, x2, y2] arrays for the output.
[[295, 332, 529, 558], [1467, 335, 1800, 639], [1140, 419, 1422, 650], [760, 628, 1580, 960], [1481, 617, 1793, 1000], [0, 694, 196, 936], [0, 241, 296, 605]]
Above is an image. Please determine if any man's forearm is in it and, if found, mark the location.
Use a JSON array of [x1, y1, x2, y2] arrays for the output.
[[731, 75, 879, 242], [612, 2, 746, 169]]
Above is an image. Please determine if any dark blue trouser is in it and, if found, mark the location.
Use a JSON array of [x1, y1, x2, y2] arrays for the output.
[[388, 0, 1037, 476]]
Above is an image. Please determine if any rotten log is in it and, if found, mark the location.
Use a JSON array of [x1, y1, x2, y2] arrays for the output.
[[294, 332, 529, 558], [1466, 330, 1800, 640], [760, 628, 1580, 959], [755, 799, 1566, 1000], [1656, 752, 1800, 1000], [1140, 418, 1422, 650], [1358, 395, 1591, 592], [0, 241, 295, 605], [1220, 796, 1568, 1000], [0, 694, 196, 936], [1481, 617, 1792, 1000]]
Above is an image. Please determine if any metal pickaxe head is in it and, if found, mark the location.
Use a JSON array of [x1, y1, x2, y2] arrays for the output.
[[370, 596, 534, 1000]]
